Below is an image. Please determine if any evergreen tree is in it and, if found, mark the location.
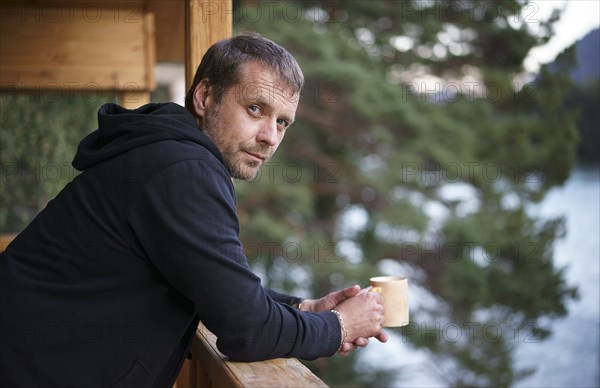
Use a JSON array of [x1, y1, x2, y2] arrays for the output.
[[0, 1, 581, 385], [234, 1, 578, 386]]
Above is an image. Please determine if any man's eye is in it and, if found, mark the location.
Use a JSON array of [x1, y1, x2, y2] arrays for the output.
[[277, 119, 289, 129], [248, 105, 260, 114]]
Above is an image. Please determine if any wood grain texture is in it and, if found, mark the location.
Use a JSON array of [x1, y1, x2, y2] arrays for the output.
[[119, 90, 150, 109], [184, 0, 232, 87], [148, 0, 185, 63], [0, 2, 155, 91], [174, 322, 329, 387], [0, 234, 17, 252]]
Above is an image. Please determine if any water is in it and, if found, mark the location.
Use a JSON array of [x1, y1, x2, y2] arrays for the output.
[[361, 167, 600, 387], [515, 167, 600, 388]]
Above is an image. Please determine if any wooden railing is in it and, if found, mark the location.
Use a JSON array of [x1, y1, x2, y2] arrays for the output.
[[0, 234, 328, 387], [174, 322, 328, 388], [0, 233, 17, 252]]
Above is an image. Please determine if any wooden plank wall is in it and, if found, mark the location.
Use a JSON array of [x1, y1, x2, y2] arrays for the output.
[[0, 1, 155, 108]]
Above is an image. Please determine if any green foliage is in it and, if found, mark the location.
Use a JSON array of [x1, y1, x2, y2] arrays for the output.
[[234, 0, 579, 386], [566, 79, 600, 165], [0, 93, 109, 232], [0, 1, 582, 386]]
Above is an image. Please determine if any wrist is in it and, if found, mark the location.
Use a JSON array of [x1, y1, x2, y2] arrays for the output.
[[330, 309, 348, 351], [297, 298, 313, 312], [292, 298, 307, 311]]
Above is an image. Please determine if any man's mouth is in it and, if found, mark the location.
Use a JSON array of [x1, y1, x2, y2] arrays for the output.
[[244, 150, 267, 162]]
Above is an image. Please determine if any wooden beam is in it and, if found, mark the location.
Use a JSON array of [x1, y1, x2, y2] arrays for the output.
[[144, 11, 157, 91], [184, 0, 232, 88], [0, 2, 156, 92], [148, 0, 185, 63], [119, 90, 150, 109], [0, 234, 18, 252], [175, 322, 329, 387]]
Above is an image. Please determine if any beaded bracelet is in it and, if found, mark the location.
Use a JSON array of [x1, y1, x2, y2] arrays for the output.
[[330, 309, 347, 351]]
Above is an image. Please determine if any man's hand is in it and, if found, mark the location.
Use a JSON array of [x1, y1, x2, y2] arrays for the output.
[[334, 289, 387, 355], [337, 331, 388, 357], [299, 285, 362, 313], [300, 285, 388, 356]]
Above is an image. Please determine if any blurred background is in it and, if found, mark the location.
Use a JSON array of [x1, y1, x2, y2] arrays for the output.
[[1, 1, 598, 387]]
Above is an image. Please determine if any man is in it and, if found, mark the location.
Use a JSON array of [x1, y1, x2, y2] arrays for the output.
[[0, 33, 386, 387]]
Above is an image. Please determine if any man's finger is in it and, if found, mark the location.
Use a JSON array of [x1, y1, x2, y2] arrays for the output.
[[338, 342, 356, 356], [357, 286, 373, 295], [340, 284, 361, 298], [354, 337, 369, 347], [375, 330, 389, 343], [329, 285, 360, 305]]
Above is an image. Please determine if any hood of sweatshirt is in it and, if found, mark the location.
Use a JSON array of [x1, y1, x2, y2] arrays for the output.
[[72, 102, 222, 171]]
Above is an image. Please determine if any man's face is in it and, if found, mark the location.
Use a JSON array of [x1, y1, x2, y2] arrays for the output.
[[194, 61, 299, 180]]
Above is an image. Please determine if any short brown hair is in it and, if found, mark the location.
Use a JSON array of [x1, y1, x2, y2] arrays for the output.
[[184, 32, 304, 114]]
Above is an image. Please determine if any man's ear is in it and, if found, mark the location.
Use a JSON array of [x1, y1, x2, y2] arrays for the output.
[[192, 79, 212, 120]]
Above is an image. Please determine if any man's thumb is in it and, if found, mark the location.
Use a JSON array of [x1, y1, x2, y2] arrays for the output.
[[341, 284, 361, 298]]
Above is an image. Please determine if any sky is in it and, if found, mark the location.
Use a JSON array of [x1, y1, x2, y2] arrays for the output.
[[525, 0, 600, 72]]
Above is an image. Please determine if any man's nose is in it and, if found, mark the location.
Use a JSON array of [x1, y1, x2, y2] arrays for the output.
[[257, 120, 278, 147]]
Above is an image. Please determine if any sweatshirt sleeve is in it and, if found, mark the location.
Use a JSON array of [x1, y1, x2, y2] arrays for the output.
[[126, 158, 341, 361], [265, 288, 303, 306]]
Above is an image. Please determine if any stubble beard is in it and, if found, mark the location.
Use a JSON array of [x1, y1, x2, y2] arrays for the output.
[[202, 103, 268, 181]]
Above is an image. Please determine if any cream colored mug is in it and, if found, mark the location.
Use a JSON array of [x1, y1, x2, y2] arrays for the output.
[[370, 276, 409, 327]]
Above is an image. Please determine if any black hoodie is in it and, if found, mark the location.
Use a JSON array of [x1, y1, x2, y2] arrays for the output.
[[0, 103, 341, 387]]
